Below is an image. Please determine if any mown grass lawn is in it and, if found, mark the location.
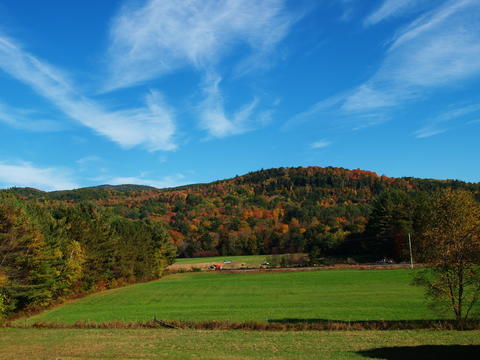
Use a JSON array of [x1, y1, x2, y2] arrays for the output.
[[23, 269, 442, 324], [1, 328, 479, 360]]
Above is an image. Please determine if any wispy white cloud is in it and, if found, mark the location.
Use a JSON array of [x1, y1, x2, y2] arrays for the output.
[[414, 127, 446, 139], [105, 0, 294, 91], [76, 155, 102, 165], [339, 0, 357, 22], [364, 0, 432, 26], [432, 104, 480, 123], [0, 102, 62, 132], [109, 173, 188, 189], [310, 139, 332, 149], [415, 103, 480, 138], [104, 0, 295, 140], [340, 85, 399, 113], [0, 35, 177, 151], [368, 0, 480, 92], [349, 0, 480, 110], [0, 161, 77, 190], [286, 90, 388, 130], [199, 74, 262, 138], [291, 0, 480, 135], [389, 0, 468, 50]]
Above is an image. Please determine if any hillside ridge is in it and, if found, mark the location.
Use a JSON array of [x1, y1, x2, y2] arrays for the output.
[[10, 166, 479, 198], [9, 165, 478, 259]]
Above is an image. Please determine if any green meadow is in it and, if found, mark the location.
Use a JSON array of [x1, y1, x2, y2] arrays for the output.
[[1, 328, 479, 360], [24, 269, 441, 324]]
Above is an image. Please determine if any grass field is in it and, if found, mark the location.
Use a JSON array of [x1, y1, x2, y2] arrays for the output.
[[1, 328, 479, 359], [174, 254, 269, 265], [23, 269, 443, 324]]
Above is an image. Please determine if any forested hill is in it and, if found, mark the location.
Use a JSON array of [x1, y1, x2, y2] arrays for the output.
[[11, 166, 480, 259], [2, 166, 479, 316]]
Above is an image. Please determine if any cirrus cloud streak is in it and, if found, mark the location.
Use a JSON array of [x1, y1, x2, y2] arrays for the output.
[[0, 35, 176, 151], [290, 0, 480, 138], [105, 0, 294, 91]]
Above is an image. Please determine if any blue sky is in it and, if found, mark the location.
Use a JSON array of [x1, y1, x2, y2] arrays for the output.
[[0, 0, 479, 190]]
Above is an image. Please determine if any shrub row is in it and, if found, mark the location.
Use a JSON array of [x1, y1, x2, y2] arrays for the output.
[[5, 319, 480, 331]]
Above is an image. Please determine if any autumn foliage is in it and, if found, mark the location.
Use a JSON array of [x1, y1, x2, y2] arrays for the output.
[[2, 166, 479, 318]]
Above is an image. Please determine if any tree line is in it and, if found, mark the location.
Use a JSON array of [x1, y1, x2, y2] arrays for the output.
[[0, 191, 176, 318], [9, 167, 480, 262]]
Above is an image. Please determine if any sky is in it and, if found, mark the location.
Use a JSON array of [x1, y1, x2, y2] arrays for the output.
[[0, 0, 479, 191]]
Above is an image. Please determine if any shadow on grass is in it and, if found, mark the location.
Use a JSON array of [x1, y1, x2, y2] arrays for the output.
[[357, 345, 480, 359]]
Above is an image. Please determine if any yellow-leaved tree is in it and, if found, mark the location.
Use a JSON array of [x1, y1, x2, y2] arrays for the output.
[[414, 189, 480, 329]]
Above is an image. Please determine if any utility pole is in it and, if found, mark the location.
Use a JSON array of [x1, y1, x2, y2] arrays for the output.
[[408, 233, 414, 269]]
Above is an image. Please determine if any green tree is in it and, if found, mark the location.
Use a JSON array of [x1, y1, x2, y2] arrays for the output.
[[364, 190, 414, 261], [0, 195, 55, 312], [55, 203, 117, 292], [0, 273, 7, 320], [148, 221, 176, 272], [413, 189, 480, 328]]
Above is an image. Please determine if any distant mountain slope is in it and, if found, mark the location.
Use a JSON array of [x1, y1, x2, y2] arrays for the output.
[[9, 187, 45, 197], [10, 166, 480, 258], [88, 184, 159, 192], [12, 184, 159, 201]]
